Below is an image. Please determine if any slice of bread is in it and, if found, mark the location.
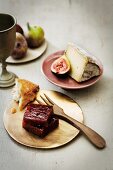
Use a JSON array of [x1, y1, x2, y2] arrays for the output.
[[13, 78, 39, 110]]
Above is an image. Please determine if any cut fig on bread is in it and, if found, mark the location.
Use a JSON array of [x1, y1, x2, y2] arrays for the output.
[[13, 78, 39, 110]]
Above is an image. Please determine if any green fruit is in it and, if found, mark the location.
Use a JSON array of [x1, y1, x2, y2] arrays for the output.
[[26, 22, 44, 48]]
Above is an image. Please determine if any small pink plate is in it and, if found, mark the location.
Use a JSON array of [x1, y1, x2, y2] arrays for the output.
[[42, 50, 103, 89]]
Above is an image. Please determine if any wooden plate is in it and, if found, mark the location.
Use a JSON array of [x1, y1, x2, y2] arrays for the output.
[[6, 40, 47, 64], [3, 90, 83, 149], [42, 50, 103, 89]]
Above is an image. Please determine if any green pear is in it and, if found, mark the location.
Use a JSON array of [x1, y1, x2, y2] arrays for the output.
[[26, 22, 45, 48]]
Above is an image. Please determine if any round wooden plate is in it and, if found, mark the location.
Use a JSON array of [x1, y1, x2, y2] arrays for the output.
[[42, 50, 103, 89], [3, 90, 83, 149], [6, 40, 47, 64]]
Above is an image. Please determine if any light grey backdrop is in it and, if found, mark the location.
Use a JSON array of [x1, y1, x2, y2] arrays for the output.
[[0, 0, 113, 170]]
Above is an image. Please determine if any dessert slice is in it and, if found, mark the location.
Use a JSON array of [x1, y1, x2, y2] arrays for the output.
[[23, 104, 53, 126], [65, 43, 101, 82], [13, 78, 39, 110], [22, 117, 59, 137], [22, 103, 59, 137]]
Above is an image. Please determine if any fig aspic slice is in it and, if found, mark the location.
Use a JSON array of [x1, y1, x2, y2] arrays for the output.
[[51, 55, 70, 74]]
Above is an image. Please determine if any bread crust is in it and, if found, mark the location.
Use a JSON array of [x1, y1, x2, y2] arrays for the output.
[[15, 78, 39, 110]]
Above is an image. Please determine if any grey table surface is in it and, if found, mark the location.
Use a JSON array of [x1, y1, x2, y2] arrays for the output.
[[0, 0, 113, 170]]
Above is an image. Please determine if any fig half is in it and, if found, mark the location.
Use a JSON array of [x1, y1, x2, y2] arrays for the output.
[[51, 55, 70, 74]]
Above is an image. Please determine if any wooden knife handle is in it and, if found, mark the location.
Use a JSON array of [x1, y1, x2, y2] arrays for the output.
[[56, 113, 106, 149]]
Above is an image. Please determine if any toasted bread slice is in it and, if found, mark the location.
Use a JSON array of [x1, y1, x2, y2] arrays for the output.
[[13, 78, 39, 110]]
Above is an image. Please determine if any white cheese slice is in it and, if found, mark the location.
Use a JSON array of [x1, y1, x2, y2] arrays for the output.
[[65, 43, 100, 82]]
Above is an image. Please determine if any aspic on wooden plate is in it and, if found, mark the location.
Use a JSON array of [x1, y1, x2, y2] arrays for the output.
[[3, 90, 83, 149]]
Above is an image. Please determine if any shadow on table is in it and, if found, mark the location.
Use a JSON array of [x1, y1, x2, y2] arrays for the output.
[[61, 74, 111, 103]]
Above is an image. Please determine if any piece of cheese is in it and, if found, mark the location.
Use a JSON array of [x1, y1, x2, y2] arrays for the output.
[[65, 43, 100, 82]]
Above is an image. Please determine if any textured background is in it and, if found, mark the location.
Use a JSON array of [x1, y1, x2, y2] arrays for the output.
[[0, 0, 113, 170]]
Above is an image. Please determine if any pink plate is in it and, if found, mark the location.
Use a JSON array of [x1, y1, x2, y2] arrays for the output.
[[42, 50, 103, 89]]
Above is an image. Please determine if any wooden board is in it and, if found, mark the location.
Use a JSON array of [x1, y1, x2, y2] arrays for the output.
[[3, 90, 83, 149]]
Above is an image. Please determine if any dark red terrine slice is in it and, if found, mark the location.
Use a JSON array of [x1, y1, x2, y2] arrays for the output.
[[22, 117, 59, 137], [23, 104, 53, 126]]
